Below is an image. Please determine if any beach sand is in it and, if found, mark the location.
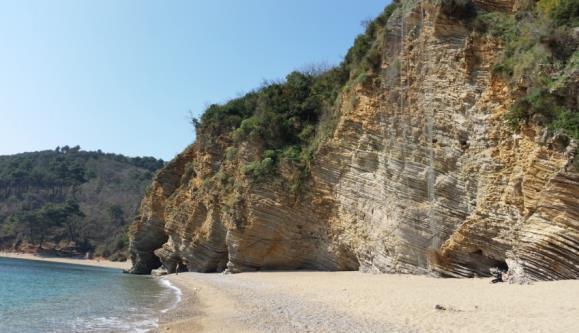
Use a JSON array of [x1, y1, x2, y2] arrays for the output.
[[160, 271, 579, 333], [0, 251, 131, 270]]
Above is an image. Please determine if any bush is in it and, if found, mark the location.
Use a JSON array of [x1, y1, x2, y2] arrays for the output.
[[546, 28, 578, 61], [239, 117, 259, 135], [474, 13, 520, 79], [551, 108, 579, 139], [363, 3, 397, 40], [548, 0, 579, 27], [345, 3, 396, 73], [345, 35, 372, 68], [243, 158, 275, 179], [225, 147, 238, 161], [180, 163, 196, 183], [506, 87, 578, 139], [365, 45, 383, 72], [473, 12, 518, 41]]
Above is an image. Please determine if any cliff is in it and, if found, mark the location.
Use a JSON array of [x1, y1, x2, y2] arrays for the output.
[[129, 0, 579, 280]]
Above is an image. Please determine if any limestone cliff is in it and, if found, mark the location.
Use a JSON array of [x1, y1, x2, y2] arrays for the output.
[[129, 0, 579, 280]]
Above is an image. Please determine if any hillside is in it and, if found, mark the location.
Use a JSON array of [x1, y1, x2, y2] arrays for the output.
[[0, 146, 164, 260], [129, 0, 578, 280]]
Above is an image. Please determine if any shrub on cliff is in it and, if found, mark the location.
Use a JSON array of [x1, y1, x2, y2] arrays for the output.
[[345, 3, 396, 75], [543, 0, 579, 27], [243, 158, 275, 179], [198, 67, 350, 180], [473, 1, 578, 139], [506, 87, 577, 137]]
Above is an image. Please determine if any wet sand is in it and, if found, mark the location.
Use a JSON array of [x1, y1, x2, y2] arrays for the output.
[[159, 271, 579, 333]]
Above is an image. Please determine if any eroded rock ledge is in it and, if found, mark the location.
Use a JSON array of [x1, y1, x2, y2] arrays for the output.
[[129, 0, 579, 280]]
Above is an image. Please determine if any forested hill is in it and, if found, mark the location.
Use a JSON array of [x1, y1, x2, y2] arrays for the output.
[[0, 146, 164, 261]]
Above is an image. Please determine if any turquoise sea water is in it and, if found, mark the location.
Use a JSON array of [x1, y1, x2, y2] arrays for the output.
[[0, 257, 179, 333]]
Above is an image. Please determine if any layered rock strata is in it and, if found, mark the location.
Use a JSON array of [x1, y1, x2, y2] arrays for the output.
[[129, 0, 579, 280]]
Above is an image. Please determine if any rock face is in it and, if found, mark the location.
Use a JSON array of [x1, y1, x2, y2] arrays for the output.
[[129, 0, 579, 280]]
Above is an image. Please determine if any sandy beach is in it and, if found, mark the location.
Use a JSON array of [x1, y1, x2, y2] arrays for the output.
[[159, 271, 579, 333], [0, 252, 131, 270]]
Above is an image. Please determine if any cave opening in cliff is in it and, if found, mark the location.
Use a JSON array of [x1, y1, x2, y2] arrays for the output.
[[177, 262, 189, 273], [468, 250, 509, 276], [496, 260, 509, 272], [483, 256, 509, 273]]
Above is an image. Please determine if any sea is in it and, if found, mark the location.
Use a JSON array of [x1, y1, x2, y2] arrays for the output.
[[0, 257, 180, 333]]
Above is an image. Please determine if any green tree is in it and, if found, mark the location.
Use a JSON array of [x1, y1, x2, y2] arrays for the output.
[[108, 205, 124, 225], [61, 201, 85, 243]]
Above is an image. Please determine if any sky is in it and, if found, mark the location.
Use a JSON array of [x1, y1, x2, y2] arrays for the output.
[[0, 0, 389, 161]]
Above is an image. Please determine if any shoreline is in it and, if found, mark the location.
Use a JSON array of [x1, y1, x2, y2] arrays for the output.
[[157, 276, 204, 332], [159, 271, 579, 333], [159, 273, 249, 332], [0, 251, 131, 270]]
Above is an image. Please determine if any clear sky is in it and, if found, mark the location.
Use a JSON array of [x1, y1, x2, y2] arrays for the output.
[[0, 0, 389, 161]]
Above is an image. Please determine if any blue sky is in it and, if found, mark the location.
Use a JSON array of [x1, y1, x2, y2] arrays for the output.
[[0, 0, 389, 161]]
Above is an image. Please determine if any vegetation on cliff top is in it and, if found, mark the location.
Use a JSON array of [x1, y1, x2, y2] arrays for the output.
[[191, 0, 577, 192], [445, 0, 578, 139], [192, 4, 396, 189], [0, 147, 164, 260]]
